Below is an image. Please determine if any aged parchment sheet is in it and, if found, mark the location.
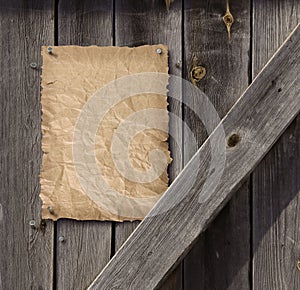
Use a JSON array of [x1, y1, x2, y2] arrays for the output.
[[40, 45, 170, 221]]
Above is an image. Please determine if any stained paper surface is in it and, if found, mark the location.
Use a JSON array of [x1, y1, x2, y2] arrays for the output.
[[40, 45, 170, 221]]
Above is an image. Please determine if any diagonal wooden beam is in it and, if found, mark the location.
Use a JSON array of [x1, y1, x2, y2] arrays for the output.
[[89, 24, 300, 290]]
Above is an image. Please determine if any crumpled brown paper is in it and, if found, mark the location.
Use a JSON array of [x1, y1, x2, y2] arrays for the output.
[[40, 45, 170, 221]]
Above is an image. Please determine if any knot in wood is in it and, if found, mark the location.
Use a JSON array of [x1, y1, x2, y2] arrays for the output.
[[223, 0, 234, 40], [191, 66, 206, 84], [223, 13, 234, 25], [227, 133, 241, 147]]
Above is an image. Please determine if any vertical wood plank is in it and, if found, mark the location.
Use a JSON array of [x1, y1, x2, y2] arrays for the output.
[[0, 1, 54, 289], [115, 0, 183, 288], [115, 221, 139, 252], [183, 0, 251, 289], [56, 1, 113, 289], [252, 1, 300, 289]]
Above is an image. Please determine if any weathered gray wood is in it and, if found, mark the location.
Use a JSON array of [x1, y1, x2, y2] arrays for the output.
[[56, 1, 113, 289], [56, 220, 112, 289], [57, 0, 113, 46], [89, 24, 300, 290], [0, 1, 54, 289], [115, 221, 139, 252], [115, 1, 183, 289], [183, 1, 251, 289], [252, 1, 300, 289]]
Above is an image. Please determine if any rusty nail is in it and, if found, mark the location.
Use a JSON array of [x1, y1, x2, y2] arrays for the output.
[[227, 133, 241, 147]]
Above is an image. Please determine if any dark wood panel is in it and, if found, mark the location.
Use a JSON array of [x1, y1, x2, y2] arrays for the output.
[[252, 1, 300, 289], [115, 0, 183, 289], [58, 0, 113, 46], [0, 1, 54, 289], [89, 25, 300, 289], [56, 1, 113, 289], [183, 0, 251, 289]]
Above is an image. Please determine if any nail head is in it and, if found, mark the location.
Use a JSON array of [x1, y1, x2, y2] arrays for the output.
[[47, 206, 54, 215], [29, 220, 36, 228], [58, 236, 65, 243], [156, 48, 162, 54], [30, 63, 37, 69], [47, 47, 53, 54], [175, 61, 181, 68]]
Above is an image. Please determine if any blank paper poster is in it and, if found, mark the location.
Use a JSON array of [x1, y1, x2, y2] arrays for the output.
[[40, 45, 170, 221]]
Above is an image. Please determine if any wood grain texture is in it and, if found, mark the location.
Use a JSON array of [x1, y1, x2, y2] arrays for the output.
[[115, 1, 183, 289], [0, 1, 54, 289], [58, 0, 113, 46], [55, 220, 111, 289], [183, 1, 251, 289], [252, 1, 300, 289], [115, 221, 139, 252], [56, 1, 113, 289], [89, 24, 300, 290]]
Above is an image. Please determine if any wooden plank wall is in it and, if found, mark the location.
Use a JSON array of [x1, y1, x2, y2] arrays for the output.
[[0, 0, 299, 289], [183, 1, 251, 289], [88, 23, 300, 290], [114, 1, 183, 289], [55, 1, 113, 289], [252, 1, 300, 289], [0, 1, 54, 289]]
